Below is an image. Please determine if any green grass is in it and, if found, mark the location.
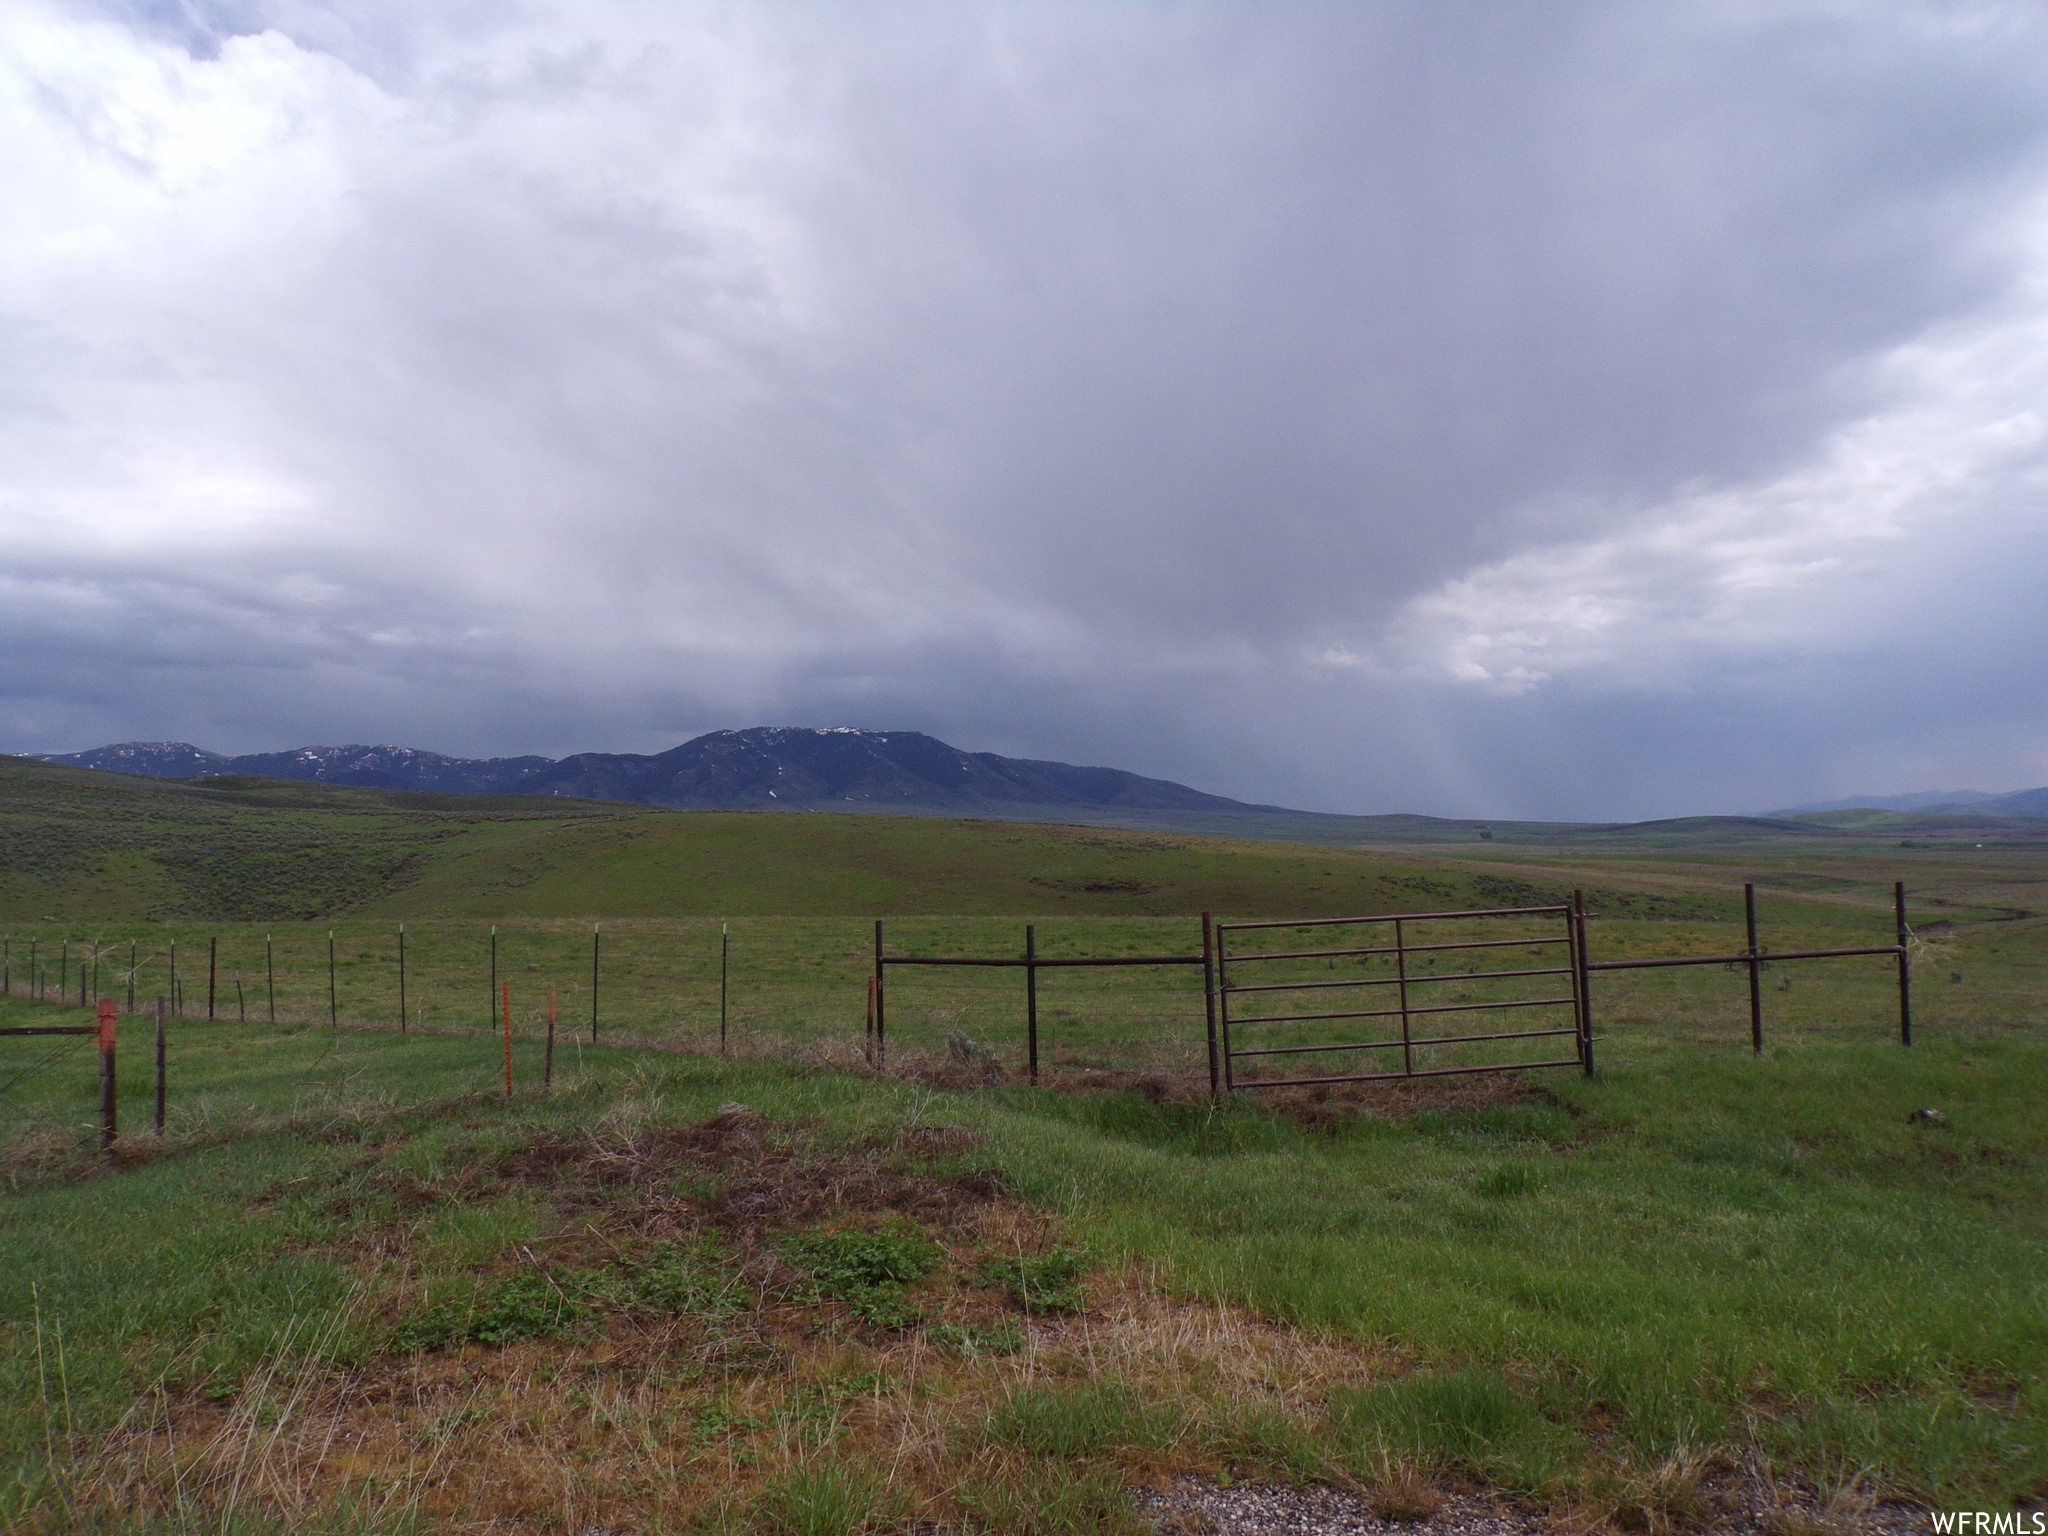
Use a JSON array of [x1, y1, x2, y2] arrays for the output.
[[0, 990, 2040, 1528], [1, 754, 1597, 925], [7, 888, 2025, 1082], [4, 757, 2045, 1526]]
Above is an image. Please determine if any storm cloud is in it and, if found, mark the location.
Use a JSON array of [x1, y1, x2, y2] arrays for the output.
[[4, 0, 2046, 817]]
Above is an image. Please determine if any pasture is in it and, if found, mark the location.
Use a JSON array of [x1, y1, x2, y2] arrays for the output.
[[1, 757, 2043, 1532], [0, 982, 2040, 1534]]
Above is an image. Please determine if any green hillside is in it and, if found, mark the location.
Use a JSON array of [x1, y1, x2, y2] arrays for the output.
[[0, 755, 1588, 922]]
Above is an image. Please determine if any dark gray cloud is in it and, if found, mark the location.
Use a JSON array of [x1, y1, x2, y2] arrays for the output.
[[4, 0, 2047, 817]]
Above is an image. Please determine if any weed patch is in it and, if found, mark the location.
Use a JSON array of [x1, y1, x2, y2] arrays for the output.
[[978, 1245, 1089, 1314], [924, 1320, 1026, 1357], [391, 1270, 587, 1352], [783, 1223, 942, 1329], [588, 1235, 749, 1317]]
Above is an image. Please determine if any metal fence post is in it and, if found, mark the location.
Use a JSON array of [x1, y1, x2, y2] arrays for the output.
[[719, 923, 728, 1055], [398, 924, 407, 1033], [1745, 884, 1763, 1056], [208, 937, 217, 1021], [1896, 881, 1912, 1046], [155, 995, 166, 1138], [328, 931, 338, 1030], [97, 999, 117, 1151], [545, 989, 557, 1090], [1216, 924, 1234, 1092], [1396, 917, 1413, 1076], [1573, 890, 1594, 1077], [1025, 924, 1038, 1084], [872, 920, 886, 1069], [590, 924, 600, 1042], [1201, 913, 1219, 1101]]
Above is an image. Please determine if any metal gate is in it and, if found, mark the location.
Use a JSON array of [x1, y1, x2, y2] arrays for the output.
[[1213, 903, 1592, 1090]]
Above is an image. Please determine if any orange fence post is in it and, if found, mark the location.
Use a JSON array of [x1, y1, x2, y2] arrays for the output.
[[97, 999, 117, 1150]]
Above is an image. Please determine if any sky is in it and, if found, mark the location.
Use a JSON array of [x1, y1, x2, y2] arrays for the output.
[[3, 0, 2047, 820]]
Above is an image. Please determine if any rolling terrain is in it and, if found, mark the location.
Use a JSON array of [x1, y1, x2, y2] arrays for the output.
[[32, 730, 2048, 849], [6, 753, 2045, 928], [3, 748, 2045, 1532], [0, 754, 1589, 923]]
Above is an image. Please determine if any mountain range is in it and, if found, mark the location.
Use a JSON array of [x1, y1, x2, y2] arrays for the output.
[[27, 730, 2048, 841], [31, 728, 1272, 816]]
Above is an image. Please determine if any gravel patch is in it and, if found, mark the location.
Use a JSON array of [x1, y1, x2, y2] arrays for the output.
[[1136, 1476, 1940, 1535], [1137, 1481, 1544, 1535]]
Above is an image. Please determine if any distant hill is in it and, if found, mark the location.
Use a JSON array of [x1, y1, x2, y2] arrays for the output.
[[1975, 787, 2048, 818], [36, 741, 550, 794], [1765, 786, 2048, 820], [521, 727, 1268, 813], [31, 730, 2048, 843], [1766, 789, 2003, 815], [16, 729, 1617, 843], [37, 729, 1270, 815], [0, 753, 1579, 921]]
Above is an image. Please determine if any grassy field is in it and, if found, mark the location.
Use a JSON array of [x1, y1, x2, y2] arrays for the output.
[[1, 871, 2034, 1080], [3, 756, 2044, 1530], [0, 754, 1616, 924], [0, 987, 2039, 1534], [10, 751, 2044, 929]]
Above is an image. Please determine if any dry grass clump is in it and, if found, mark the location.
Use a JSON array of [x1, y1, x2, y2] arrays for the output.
[[49, 1106, 1396, 1534], [75, 1256, 1390, 1534]]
